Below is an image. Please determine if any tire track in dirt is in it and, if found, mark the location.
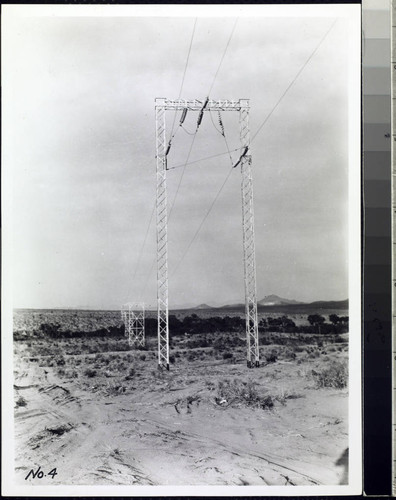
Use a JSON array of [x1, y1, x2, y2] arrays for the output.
[[16, 382, 156, 485], [14, 354, 345, 486], [119, 407, 328, 485]]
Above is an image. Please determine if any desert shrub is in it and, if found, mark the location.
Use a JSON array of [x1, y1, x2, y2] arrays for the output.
[[46, 424, 73, 436], [84, 368, 97, 378], [187, 337, 211, 349], [125, 367, 135, 380], [265, 350, 278, 363], [117, 362, 127, 371], [260, 395, 275, 409], [223, 352, 233, 360], [282, 347, 296, 360], [216, 379, 274, 410], [205, 380, 216, 390], [106, 384, 126, 396], [16, 396, 27, 407], [57, 368, 66, 377], [139, 354, 146, 361], [56, 356, 66, 366], [40, 323, 61, 338], [260, 336, 272, 345], [311, 360, 348, 389], [169, 354, 176, 364]]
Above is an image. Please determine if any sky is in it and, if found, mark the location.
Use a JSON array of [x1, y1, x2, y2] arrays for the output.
[[4, 5, 360, 310]]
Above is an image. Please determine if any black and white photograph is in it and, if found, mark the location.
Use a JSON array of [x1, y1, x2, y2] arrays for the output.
[[2, 4, 361, 496]]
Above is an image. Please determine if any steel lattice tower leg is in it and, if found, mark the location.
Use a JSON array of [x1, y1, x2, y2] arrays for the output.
[[240, 99, 260, 368], [155, 98, 170, 370]]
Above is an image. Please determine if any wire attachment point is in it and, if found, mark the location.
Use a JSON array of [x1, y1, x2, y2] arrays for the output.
[[233, 146, 249, 169]]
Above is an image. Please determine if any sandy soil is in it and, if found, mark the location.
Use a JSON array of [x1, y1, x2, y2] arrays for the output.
[[14, 331, 349, 487]]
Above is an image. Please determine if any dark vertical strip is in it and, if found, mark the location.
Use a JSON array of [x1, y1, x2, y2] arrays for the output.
[[363, 9, 392, 489]]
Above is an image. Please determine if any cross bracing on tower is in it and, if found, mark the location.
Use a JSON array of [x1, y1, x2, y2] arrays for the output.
[[155, 97, 260, 369], [121, 302, 145, 347]]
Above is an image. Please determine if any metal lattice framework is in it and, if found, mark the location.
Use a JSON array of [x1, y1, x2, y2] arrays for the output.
[[156, 99, 169, 369], [155, 97, 259, 368], [121, 302, 145, 347], [239, 101, 259, 367]]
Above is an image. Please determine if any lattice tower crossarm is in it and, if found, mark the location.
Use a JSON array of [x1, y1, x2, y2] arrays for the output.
[[155, 98, 170, 370], [239, 100, 260, 368], [160, 99, 245, 111]]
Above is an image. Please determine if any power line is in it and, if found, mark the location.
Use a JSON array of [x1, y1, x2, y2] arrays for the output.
[[167, 19, 239, 218], [127, 21, 197, 303], [133, 200, 155, 279], [209, 110, 235, 167], [166, 147, 241, 171], [168, 133, 198, 219], [167, 20, 338, 280], [251, 18, 337, 143], [145, 19, 337, 301], [181, 124, 196, 136], [166, 18, 337, 174], [141, 255, 156, 301], [167, 18, 197, 155], [124, 199, 156, 302], [170, 166, 234, 278], [208, 18, 238, 95], [137, 17, 237, 302]]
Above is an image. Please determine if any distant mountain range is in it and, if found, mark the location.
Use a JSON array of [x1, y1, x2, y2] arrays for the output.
[[183, 295, 348, 312], [257, 294, 302, 306]]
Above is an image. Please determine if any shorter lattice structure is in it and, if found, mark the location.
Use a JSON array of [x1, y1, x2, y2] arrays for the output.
[[121, 303, 145, 347]]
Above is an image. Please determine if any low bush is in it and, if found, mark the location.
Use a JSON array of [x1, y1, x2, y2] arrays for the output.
[[56, 356, 66, 366], [265, 351, 278, 363], [311, 360, 348, 389], [46, 424, 73, 436], [125, 367, 135, 380], [216, 379, 275, 410], [16, 396, 27, 407], [84, 368, 97, 378]]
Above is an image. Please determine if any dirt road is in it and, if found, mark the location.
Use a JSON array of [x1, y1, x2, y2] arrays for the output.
[[14, 358, 348, 486]]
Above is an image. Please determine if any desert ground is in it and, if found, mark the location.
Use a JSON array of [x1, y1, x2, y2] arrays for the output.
[[13, 309, 349, 487]]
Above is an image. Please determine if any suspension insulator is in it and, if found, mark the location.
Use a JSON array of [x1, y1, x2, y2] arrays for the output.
[[197, 111, 203, 129], [165, 142, 171, 156], [233, 147, 249, 168], [196, 97, 210, 131], [180, 108, 187, 125], [218, 111, 225, 137]]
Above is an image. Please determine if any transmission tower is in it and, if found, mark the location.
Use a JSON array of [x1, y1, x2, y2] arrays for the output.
[[121, 302, 145, 347], [155, 98, 260, 369]]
